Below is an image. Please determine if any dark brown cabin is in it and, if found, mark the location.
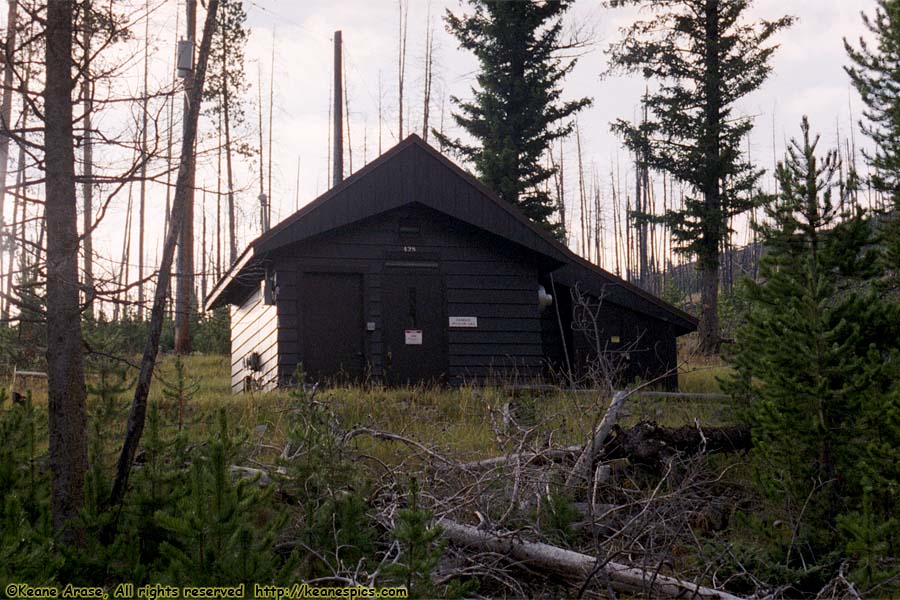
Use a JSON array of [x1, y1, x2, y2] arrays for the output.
[[204, 135, 697, 393]]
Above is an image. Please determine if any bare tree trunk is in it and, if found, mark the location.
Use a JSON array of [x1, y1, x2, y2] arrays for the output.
[[397, 0, 407, 140], [593, 169, 602, 267], [326, 75, 331, 185], [164, 6, 178, 319], [611, 168, 620, 277], [174, 0, 198, 355], [377, 70, 383, 155], [343, 43, 352, 175], [267, 28, 275, 203], [114, 184, 133, 320], [221, 33, 236, 265], [439, 519, 742, 600], [201, 189, 207, 303], [421, 7, 434, 142], [566, 391, 628, 488], [107, 0, 219, 522], [5, 62, 29, 322], [699, 261, 719, 352], [294, 155, 300, 211], [625, 187, 633, 282], [557, 138, 565, 245], [137, 0, 149, 319], [439, 88, 447, 144], [257, 63, 267, 231], [45, 0, 88, 546], [698, 0, 722, 355], [80, 0, 94, 316], [549, 146, 565, 245], [0, 0, 18, 318], [575, 123, 587, 259], [216, 111, 222, 278], [6, 151, 23, 316]]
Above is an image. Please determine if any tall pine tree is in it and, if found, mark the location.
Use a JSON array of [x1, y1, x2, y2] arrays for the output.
[[845, 0, 900, 204], [607, 0, 793, 353], [435, 0, 590, 238]]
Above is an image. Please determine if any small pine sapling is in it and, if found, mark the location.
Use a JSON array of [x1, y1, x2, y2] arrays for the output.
[[155, 409, 294, 584], [726, 118, 900, 583], [160, 355, 200, 430], [0, 392, 57, 586], [383, 478, 445, 598]]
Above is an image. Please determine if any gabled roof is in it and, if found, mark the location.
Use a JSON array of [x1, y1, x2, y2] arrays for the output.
[[205, 134, 697, 332]]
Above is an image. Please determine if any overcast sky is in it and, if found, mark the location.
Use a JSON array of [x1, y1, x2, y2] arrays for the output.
[[237, 0, 875, 203], [5, 0, 882, 292], [241, 0, 877, 253]]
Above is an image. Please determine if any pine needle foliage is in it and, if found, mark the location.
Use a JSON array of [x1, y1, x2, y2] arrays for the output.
[[845, 0, 900, 203], [160, 355, 200, 430], [606, 0, 794, 352], [204, 0, 250, 126], [435, 0, 591, 238], [154, 409, 294, 585], [383, 478, 446, 599], [281, 368, 377, 578], [725, 118, 900, 587], [0, 393, 56, 587]]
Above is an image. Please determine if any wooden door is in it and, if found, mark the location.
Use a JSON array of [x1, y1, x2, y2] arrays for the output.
[[301, 272, 365, 383], [382, 266, 447, 385]]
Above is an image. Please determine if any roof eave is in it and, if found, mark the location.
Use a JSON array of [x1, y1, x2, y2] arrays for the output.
[[204, 245, 256, 311]]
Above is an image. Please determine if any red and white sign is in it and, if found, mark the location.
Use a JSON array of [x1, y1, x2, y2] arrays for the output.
[[404, 330, 423, 345]]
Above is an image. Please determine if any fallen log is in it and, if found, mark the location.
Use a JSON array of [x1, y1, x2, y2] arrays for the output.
[[455, 445, 582, 471], [455, 421, 750, 475], [566, 390, 629, 488], [439, 518, 744, 600], [604, 421, 752, 470]]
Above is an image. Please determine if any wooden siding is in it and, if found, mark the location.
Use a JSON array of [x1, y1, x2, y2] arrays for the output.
[[257, 139, 566, 274], [273, 205, 546, 385], [210, 135, 695, 344], [542, 282, 679, 389], [230, 285, 279, 393]]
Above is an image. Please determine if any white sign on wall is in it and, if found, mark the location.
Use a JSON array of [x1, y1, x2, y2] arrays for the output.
[[405, 330, 423, 345], [449, 316, 478, 328]]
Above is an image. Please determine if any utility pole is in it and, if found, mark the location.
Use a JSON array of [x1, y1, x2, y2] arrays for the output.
[[333, 30, 343, 187], [175, 0, 197, 355]]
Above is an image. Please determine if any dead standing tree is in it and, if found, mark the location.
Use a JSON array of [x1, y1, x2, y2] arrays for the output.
[[2, 0, 174, 332], [174, 0, 198, 355], [0, 0, 18, 318], [107, 0, 220, 521], [397, 0, 407, 140], [45, 0, 89, 545]]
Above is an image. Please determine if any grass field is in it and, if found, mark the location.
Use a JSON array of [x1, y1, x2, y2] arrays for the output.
[[4, 351, 735, 467]]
